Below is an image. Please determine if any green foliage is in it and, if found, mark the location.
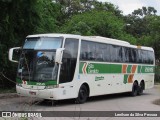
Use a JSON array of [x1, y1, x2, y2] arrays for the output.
[[0, 0, 160, 87], [61, 10, 136, 44], [0, 0, 60, 87], [132, 6, 157, 16], [124, 7, 158, 39], [54, 0, 123, 21], [34, 0, 61, 33], [141, 16, 160, 61]]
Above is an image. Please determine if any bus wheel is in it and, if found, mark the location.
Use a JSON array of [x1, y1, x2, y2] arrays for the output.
[[76, 85, 88, 104], [138, 81, 144, 95], [131, 82, 138, 96]]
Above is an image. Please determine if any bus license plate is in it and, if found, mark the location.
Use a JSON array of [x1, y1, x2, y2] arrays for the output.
[[29, 91, 36, 95]]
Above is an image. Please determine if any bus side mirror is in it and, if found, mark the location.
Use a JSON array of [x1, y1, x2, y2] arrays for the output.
[[9, 47, 21, 63], [55, 48, 65, 64]]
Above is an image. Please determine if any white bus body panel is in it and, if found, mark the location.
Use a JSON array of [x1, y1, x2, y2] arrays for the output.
[[15, 34, 155, 100]]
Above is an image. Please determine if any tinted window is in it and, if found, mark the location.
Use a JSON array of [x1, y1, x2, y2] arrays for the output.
[[80, 41, 111, 62], [80, 40, 154, 64], [110, 45, 122, 62], [137, 50, 142, 63], [141, 50, 148, 63], [59, 38, 79, 83], [80, 41, 96, 60], [148, 51, 154, 64], [129, 48, 137, 63], [122, 47, 129, 62], [102, 44, 110, 62], [95, 43, 111, 61]]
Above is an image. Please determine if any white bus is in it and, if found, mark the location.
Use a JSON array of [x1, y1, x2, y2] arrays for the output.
[[9, 34, 155, 103]]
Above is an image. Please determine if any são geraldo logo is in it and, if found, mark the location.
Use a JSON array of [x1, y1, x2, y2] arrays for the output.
[[82, 63, 99, 74]]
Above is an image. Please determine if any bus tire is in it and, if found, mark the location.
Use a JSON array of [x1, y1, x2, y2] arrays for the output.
[[76, 85, 88, 104], [131, 82, 138, 96], [138, 81, 144, 95]]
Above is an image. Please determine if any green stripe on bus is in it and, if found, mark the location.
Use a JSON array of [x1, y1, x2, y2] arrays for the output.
[[127, 65, 132, 73], [123, 75, 128, 84], [110, 64, 122, 73], [79, 62, 154, 74], [79, 62, 84, 74], [87, 63, 111, 74], [16, 78, 57, 85], [140, 66, 155, 73], [137, 66, 155, 73], [138, 66, 142, 73]]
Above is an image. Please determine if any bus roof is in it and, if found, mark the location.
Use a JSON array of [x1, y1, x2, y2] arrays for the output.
[[26, 33, 154, 51], [84, 36, 130, 45], [27, 33, 81, 38], [27, 34, 129, 45]]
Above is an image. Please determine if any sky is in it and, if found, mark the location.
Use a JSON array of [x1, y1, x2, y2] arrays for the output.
[[98, 0, 160, 15]]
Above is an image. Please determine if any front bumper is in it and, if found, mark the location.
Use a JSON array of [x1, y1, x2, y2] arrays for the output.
[[16, 85, 63, 100]]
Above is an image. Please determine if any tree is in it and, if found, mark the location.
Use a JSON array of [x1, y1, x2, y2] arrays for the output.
[[54, 0, 123, 20], [0, 0, 60, 88], [124, 6, 160, 64], [141, 16, 160, 60], [124, 7, 157, 40], [132, 6, 157, 16], [61, 10, 136, 44]]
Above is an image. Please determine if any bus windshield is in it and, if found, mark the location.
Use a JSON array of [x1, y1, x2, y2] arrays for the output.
[[17, 37, 63, 82], [17, 50, 58, 82]]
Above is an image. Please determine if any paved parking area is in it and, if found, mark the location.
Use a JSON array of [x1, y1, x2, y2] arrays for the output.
[[0, 85, 160, 120]]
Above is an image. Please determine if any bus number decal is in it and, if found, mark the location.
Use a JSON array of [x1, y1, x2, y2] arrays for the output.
[[145, 67, 154, 73]]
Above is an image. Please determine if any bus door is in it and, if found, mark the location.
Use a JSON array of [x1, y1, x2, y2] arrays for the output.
[[58, 38, 79, 98]]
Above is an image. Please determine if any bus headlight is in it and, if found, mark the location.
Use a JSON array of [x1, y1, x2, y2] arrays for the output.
[[45, 85, 59, 89]]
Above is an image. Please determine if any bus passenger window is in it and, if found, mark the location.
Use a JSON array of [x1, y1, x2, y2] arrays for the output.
[[95, 43, 106, 61], [80, 41, 96, 61], [148, 51, 154, 64], [137, 50, 142, 63], [122, 47, 129, 62], [103, 44, 111, 62], [110, 45, 122, 62], [141, 50, 148, 64], [129, 48, 137, 63]]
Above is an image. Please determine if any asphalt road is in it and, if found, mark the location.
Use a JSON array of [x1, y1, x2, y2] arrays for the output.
[[0, 85, 160, 120]]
